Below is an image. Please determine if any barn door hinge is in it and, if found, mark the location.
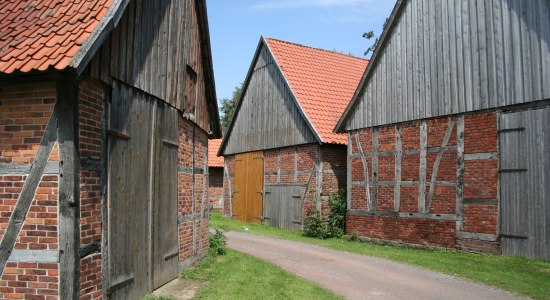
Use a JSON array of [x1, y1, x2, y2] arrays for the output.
[[231, 214, 240, 217], [107, 129, 130, 140], [498, 233, 528, 240], [163, 251, 179, 261], [162, 140, 179, 148], [292, 221, 302, 225], [499, 169, 527, 173], [498, 127, 525, 134], [107, 276, 134, 296]]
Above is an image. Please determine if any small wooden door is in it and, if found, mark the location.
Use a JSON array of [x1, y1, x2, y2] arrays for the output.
[[233, 152, 264, 223], [264, 185, 303, 230]]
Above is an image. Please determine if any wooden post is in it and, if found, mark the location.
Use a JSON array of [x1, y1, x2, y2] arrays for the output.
[[456, 116, 465, 233], [101, 85, 110, 298], [347, 133, 352, 210], [57, 76, 81, 299], [418, 120, 428, 212], [372, 128, 379, 211], [394, 126, 402, 212]]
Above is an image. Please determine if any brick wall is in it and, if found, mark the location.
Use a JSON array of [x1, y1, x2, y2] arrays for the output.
[[0, 82, 60, 299], [222, 143, 347, 223], [347, 112, 500, 253], [208, 167, 223, 212], [78, 80, 104, 300], [178, 118, 209, 265]]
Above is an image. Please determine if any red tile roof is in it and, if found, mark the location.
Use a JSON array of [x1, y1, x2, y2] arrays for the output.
[[0, 0, 112, 74], [208, 139, 224, 167], [265, 38, 368, 145]]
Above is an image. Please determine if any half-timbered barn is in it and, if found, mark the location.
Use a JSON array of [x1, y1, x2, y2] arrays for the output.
[[336, 0, 550, 261], [0, 0, 221, 298], [208, 139, 223, 212], [219, 37, 368, 229]]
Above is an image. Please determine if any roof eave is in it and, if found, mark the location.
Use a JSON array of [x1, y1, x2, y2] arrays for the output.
[[196, 0, 222, 138], [334, 0, 408, 133]]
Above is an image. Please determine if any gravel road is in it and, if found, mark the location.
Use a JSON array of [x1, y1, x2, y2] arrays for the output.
[[226, 231, 525, 300]]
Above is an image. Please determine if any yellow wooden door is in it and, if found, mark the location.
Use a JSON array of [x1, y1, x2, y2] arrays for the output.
[[232, 152, 264, 223]]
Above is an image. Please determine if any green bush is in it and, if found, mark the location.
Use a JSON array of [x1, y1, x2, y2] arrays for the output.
[[209, 229, 227, 255], [303, 191, 347, 239]]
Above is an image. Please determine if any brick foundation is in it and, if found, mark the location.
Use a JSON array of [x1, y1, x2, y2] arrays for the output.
[[348, 112, 500, 254], [222, 143, 347, 223]]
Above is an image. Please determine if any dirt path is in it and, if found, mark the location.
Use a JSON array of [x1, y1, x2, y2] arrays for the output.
[[226, 231, 525, 300]]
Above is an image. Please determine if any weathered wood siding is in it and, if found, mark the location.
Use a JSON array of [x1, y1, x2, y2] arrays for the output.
[[346, 0, 550, 130], [89, 0, 212, 133], [499, 106, 550, 261], [223, 44, 317, 155]]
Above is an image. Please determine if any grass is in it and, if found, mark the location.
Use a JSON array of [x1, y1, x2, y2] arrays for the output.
[[211, 212, 550, 300], [181, 250, 342, 300]]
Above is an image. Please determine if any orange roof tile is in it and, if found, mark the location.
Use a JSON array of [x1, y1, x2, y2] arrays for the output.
[[208, 139, 224, 167], [0, 0, 112, 74], [265, 38, 368, 145]]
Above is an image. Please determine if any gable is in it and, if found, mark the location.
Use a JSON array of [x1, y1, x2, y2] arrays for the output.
[[221, 42, 318, 155], [87, 0, 220, 136], [338, 0, 550, 132]]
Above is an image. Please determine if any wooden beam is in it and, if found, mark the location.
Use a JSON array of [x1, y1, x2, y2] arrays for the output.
[[347, 133, 352, 210], [0, 162, 59, 175], [354, 132, 372, 210], [418, 120, 428, 213], [0, 105, 58, 276], [394, 126, 402, 212], [57, 76, 81, 299], [456, 116, 465, 233], [426, 117, 455, 212], [8, 250, 60, 263], [79, 241, 101, 259], [372, 128, 379, 211]]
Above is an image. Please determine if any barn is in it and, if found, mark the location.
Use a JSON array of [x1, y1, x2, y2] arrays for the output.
[[0, 0, 220, 299], [218, 37, 368, 229], [335, 0, 549, 260], [208, 139, 224, 212]]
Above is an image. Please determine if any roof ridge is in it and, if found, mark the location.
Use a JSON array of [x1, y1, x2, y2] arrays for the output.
[[265, 37, 369, 62]]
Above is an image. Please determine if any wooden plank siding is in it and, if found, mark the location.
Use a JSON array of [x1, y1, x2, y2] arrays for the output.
[[499, 106, 550, 261], [341, 0, 550, 131], [88, 0, 214, 135], [222, 43, 318, 155]]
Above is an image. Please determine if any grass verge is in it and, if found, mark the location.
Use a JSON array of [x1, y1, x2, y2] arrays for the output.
[[181, 249, 341, 299], [211, 212, 550, 300]]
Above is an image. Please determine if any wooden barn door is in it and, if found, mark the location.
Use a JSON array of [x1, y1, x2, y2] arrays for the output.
[[264, 185, 303, 230], [151, 102, 179, 288], [233, 152, 264, 223], [499, 107, 550, 261], [107, 83, 179, 299]]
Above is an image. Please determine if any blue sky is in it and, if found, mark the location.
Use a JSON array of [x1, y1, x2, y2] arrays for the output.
[[206, 0, 397, 102]]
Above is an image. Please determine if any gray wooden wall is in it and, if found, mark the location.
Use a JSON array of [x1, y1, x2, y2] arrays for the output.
[[499, 106, 549, 261], [346, 0, 550, 131], [222, 43, 317, 155], [89, 0, 214, 134]]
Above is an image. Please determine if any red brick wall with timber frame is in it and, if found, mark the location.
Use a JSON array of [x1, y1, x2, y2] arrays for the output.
[[222, 143, 347, 222], [347, 112, 500, 254]]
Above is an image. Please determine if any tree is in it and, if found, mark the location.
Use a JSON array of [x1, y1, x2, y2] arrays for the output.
[[219, 83, 243, 132], [363, 18, 389, 57]]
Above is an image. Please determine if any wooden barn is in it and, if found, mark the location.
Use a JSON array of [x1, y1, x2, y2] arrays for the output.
[[207, 139, 224, 212], [218, 37, 368, 229], [0, 0, 221, 299], [336, 0, 549, 261]]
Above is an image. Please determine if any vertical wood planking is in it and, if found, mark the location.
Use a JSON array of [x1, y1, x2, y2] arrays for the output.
[[345, 0, 550, 131]]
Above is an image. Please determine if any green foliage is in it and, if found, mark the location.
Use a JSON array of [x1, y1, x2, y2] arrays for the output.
[[363, 18, 389, 56], [304, 191, 347, 239], [303, 212, 329, 239], [209, 229, 227, 256], [349, 231, 359, 242], [219, 83, 243, 131]]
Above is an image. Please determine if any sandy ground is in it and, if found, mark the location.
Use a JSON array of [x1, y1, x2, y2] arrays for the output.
[[153, 278, 206, 300], [226, 231, 526, 300]]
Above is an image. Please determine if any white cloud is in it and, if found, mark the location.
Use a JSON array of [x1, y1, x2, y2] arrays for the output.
[[253, 0, 365, 10]]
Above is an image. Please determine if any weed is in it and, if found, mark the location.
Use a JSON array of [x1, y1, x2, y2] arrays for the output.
[[209, 229, 227, 255]]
